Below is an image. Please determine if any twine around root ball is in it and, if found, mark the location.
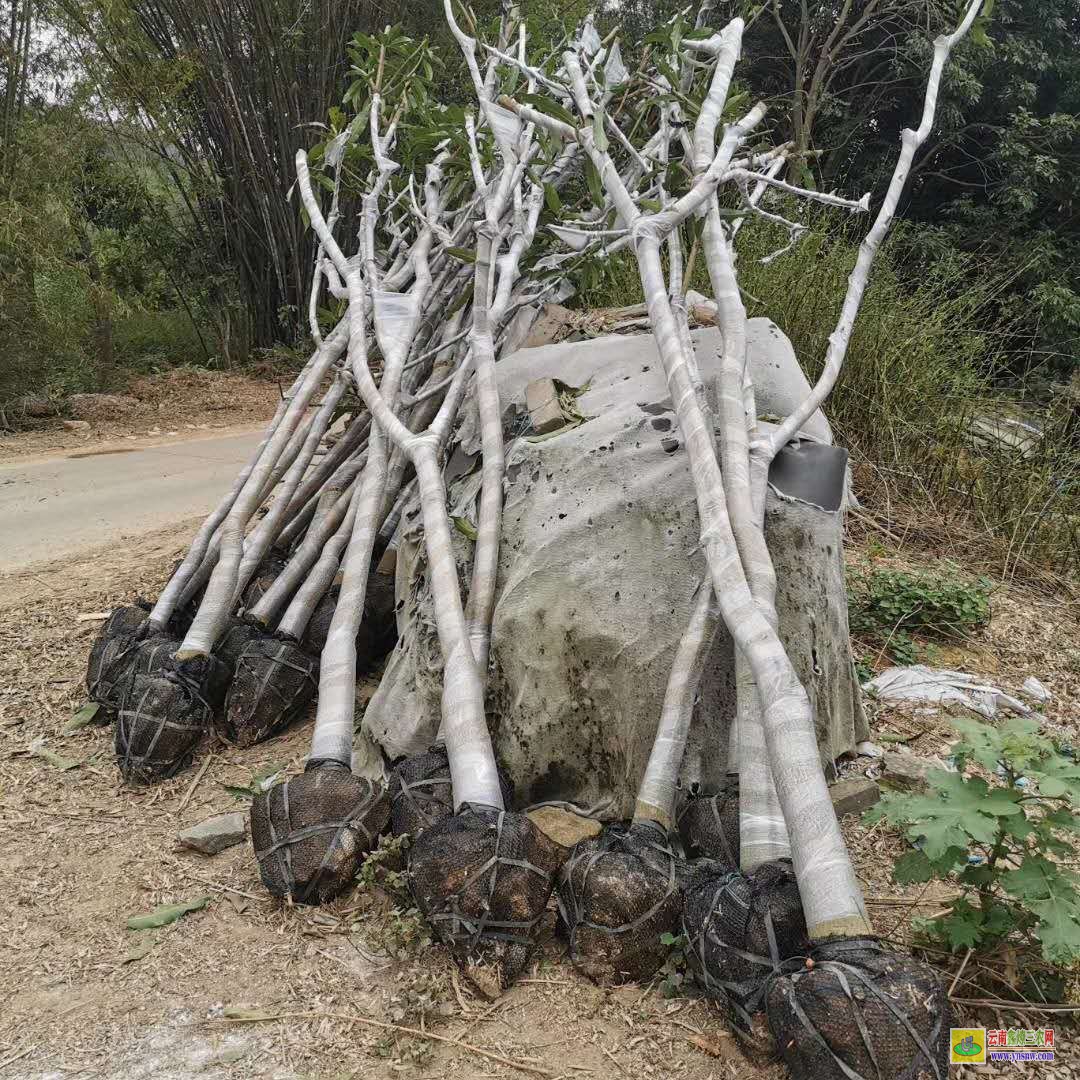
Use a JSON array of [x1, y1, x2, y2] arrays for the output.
[[251, 765, 390, 904], [408, 803, 567, 998], [114, 651, 229, 783], [86, 605, 149, 703], [557, 821, 686, 985], [219, 635, 318, 748], [388, 745, 514, 841], [766, 938, 952, 1080], [682, 858, 810, 1061]]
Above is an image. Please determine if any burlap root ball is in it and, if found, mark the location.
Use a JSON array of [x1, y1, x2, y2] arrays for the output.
[[388, 744, 514, 840], [678, 778, 741, 865], [682, 859, 809, 1060], [250, 764, 391, 903], [766, 939, 952, 1080], [557, 821, 686, 984], [219, 635, 318, 748], [115, 650, 230, 783], [408, 803, 567, 998]]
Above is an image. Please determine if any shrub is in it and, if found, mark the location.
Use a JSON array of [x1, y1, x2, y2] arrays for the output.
[[849, 566, 991, 663], [867, 716, 1080, 968], [569, 218, 1079, 576]]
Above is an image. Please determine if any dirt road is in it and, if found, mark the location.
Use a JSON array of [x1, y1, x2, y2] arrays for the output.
[[0, 427, 265, 573]]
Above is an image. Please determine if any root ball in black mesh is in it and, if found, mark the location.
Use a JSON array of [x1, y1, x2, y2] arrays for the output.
[[557, 822, 685, 984], [408, 804, 567, 997], [86, 605, 150, 710], [250, 765, 391, 903], [241, 554, 287, 613], [765, 939, 951, 1080], [303, 575, 397, 662], [219, 636, 318, 748], [388, 744, 513, 840], [678, 778, 740, 864], [682, 859, 809, 1059], [115, 651, 230, 783], [216, 619, 264, 675]]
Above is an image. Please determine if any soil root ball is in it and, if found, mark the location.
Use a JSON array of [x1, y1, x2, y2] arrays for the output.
[[215, 619, 264, 675], [678, 779, 740, 864], [766, 939, 952, 1080], [86, 605, 151, 710], [303, 574, 397, 660], [388, 744, 514, 840], [682, 859, 810, 1060], [219, 636, 318, 748], [408, 804, 567, 997], [250, 765, 390, 903], [241, 554, 287, 613], [557, 821, 685, 984], [115, 650, 230, 783]]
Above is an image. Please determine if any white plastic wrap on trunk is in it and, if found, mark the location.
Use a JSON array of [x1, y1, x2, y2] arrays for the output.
[[484, 100, 523, 152], [363, 326, 867, 814], [373, 290, 421, 360], [604, 42, 629, 88]]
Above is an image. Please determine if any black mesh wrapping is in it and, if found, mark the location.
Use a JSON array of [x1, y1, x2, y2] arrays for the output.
[[241, 554, 287, 613], [115, 651, 230, 783], [678, 778, 740, 864], [302, 573, 397, 662], [301, 592, 336, 655], [766, 939, 951, 1080], [388, 744, 513, 840], [250, 764, 390, 903], [86, 605, 151, 709], [216, 619, 264, 675], [557, 822, 686, 984], [219, 636, 318, 748], [408, 804, 567, 996], [682, 859, 810, 1059]]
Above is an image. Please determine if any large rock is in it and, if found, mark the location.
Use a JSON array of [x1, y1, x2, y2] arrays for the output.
[[363, 323, 868, 818]]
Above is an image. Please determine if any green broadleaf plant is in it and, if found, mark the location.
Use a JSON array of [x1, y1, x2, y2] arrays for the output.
[[866, 715, 1080, 965]]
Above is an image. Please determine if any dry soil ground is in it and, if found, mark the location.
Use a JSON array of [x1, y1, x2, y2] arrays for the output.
[[0, 368, 283, 462], [1, 522, 1078, 1078]]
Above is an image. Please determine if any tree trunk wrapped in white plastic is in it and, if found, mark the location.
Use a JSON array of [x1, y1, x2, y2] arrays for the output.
[[508, 0, 982, 1068]]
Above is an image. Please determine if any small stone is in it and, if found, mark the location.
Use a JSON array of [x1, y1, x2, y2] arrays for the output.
[[856, 740, 884, 759], [829, 777, 880, 817], [1021, 676, 1051, 703], [525, 378, 565, 435], [179, 811, 247, 855], [62, 419, 91, 432], [526, 805, 602, 848], [881, 751, 935, 792]]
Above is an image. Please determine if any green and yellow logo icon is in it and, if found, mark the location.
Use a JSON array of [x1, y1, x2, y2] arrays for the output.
[[950, 1029, 987, 1064]]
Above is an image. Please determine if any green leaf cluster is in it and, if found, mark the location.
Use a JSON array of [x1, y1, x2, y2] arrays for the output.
[[849, 566, 992, 664], [867, 715, 1080, 966]]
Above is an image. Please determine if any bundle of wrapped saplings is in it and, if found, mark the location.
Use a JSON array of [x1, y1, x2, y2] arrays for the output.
[[85, 2, 983, 1075]]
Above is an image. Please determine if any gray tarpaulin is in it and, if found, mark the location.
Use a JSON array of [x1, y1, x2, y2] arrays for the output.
[[361, 321, 868, 818]]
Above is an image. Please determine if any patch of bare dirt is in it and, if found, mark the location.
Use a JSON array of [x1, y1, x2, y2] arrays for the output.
[[1, 524, 1077, 1078], [0, 367, 284, 462], [0, 525, 778, 1080]]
